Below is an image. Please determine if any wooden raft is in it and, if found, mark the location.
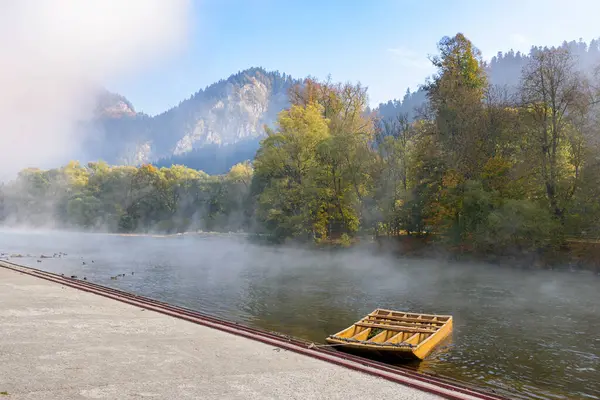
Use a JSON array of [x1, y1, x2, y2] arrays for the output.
[[325, 308, 453, 360]]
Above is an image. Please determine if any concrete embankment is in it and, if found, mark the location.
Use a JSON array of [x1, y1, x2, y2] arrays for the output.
[[0, 265, 479, 400]]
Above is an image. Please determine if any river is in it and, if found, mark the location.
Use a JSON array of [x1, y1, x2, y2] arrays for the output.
[[1, 229, 598, 399]]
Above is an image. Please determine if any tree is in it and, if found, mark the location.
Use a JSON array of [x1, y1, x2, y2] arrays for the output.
[[227, 161, 254, 188], [419, 33, 491, 243], [371, 114, 415, 235], [520, 47, 584, 222], [225, 161, 254, 231], [253, 103, 331, 239], [426, 33, 489, 179], [119, 164, 171, 232], [288, 78, 376, 237]]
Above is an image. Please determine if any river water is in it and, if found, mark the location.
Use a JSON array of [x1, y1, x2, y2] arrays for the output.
[[1, 229, 598, 400]]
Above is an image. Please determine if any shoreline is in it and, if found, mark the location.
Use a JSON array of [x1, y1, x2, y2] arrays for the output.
[[2, 263, 481, 400], [1, 226, 599, 272]]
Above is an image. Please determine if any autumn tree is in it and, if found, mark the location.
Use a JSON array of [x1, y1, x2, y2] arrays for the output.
[[371, 114, 416, 235], [426, 33, 489, 180], [417, 33, 491, 243], [520, 47, 585, 222], [253, 103, 330, 239], [224, 161, 254, 231], [288, 78, 376, 238]]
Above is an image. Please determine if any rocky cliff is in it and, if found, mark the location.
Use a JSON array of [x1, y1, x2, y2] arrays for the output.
[[86, 68, 298, 171]]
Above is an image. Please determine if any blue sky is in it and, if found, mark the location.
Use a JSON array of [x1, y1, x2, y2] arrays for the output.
[[109, 0, 600, 116]]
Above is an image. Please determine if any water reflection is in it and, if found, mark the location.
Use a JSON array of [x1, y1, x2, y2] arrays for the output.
[[1, 229, 598, 400]]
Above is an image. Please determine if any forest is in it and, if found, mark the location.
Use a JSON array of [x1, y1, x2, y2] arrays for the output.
[[2, 33, 600, 263]]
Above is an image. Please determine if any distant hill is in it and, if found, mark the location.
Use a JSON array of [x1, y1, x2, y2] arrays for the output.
[[84, 68, 299, 171], [153, 138, 260, 175], [85, 39, 600, 175], [374, 38, 600, 122]]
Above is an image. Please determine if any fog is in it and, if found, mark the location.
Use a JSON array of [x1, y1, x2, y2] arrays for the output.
[[0, 6, 598, 398], [0, 229, 598, 399], [0, 0, 191, 180]]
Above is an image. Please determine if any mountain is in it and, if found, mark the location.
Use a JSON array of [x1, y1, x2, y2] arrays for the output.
[[85, 67, 299, 170], [94, 91, 137, 118], [153, 138, 261, 175], [374, 38, 600, 123], [87, 38, 600, 175]]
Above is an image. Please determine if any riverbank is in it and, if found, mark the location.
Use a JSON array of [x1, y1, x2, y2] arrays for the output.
[[0, 264, 493, 400], [369, 235, 600, 272], [3, 226, 600, 272], [0, 229, 597, 399], [273, 233, 600, 272]]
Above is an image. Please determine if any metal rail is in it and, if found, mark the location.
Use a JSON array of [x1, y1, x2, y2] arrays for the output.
[[0, 261, 508, 400]]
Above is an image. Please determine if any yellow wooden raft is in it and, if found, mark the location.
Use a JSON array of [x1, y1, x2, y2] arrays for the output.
[[325, 308, 453, 360]]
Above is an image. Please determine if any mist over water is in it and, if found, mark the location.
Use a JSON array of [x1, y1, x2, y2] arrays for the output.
[[1, 229, 598, 400], [0, 0, 191, 180]]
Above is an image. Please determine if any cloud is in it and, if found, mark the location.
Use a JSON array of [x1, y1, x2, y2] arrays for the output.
[[0, 0, 192, 180]]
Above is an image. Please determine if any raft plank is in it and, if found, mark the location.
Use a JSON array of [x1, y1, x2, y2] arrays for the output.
[[364, 316, 443, 328], [354, 322, 437, 334], [367, 314, 446, 325]]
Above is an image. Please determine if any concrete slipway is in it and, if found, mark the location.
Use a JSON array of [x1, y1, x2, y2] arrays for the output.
[[0, 266, 455, 400]]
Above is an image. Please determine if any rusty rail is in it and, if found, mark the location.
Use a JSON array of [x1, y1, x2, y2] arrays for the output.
[[0, 261, 508, 400]]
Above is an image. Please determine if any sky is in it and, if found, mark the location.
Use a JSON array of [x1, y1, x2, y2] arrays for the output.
[[0, 0, 190, 180], [109, 0, 600, 116]]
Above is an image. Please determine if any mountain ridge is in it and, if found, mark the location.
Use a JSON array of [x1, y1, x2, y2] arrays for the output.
[[86, 67, 300, 168], [89, 38, 600, 174]]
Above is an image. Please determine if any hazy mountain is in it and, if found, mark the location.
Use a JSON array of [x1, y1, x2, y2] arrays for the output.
[[86, 67, 299, 170], [375, 38, 600, 123], [88, 39, 600, 175], [154, 138, 261, 175]]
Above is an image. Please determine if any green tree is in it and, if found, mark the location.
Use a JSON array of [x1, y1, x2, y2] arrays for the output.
[[289, 78, 376, 238], [520, 47, 586, 223], [426, 33, 489, 180], [253, 103, 330, 240], [419, 33, 490, 243]]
